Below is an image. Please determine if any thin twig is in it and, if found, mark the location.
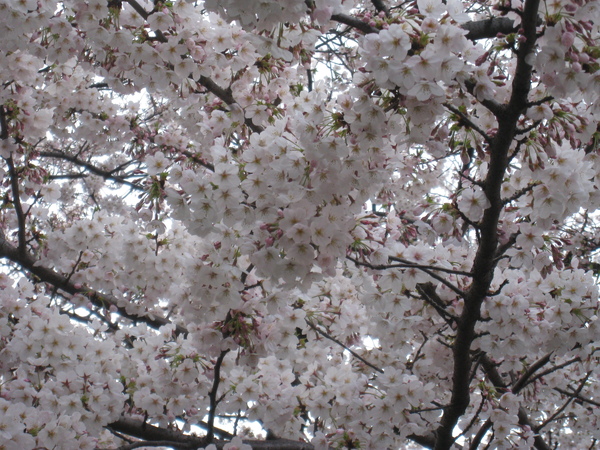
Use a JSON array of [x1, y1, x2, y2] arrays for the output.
[[305, 319, 384, 374], [502, 182, 540, 205], [389, 256, 474, 277], [347, 256, 468, 298], [444, 103, 493, 145], [39, 151, 144, 191], [535, 371, 591, 432]]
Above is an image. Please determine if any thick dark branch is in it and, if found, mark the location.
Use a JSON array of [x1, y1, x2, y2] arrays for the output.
[[330, 13, 379, 34], [433, 0, 541, 447], [506, 0, 541, 116], [462, 17, 516, 40], [108, 417, 317, 450], [526, 96, 554, 108], [0, 105, 8, 139], [124, 0, 150, 20], [468, 419, 492, 450], [117, 440, 191, 450], [494, 232, 518, 260], [463, 80, 506, 117], [0, 236, 187, 335], [6, 156, 27, 255], [525, 357, 581, 389], [108, 417, 205, 449], [329, 12, 518, 43], [371, 0, 389, 16], [124, 0, 167, 42], [39, 151, 144, 191], [199, 76, 263, 132]]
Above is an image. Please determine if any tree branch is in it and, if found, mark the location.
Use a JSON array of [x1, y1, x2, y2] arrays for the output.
[[388, 256, 474, 277], [433, 0, 541, 446], [6, 156, 27, 255], [305, 319, 384, 373], [444, 103, 493, 145], [329, 13, 518, 43], [525, 356, 581, 388], [415, 283, 459, 323], [347, 256, 467, 298], [534, 372, 591, 433], [206, 350, 231, 443], [502, 182, 540, 205], [330, 13, 379, 34], [0, 104, 9, 139], [370, 0, 389, 16], [468, 418, 492, 449], [107, 416, 317, 450], [480, 355, 552, 450], [0, 236, 187, 335], [511, 352, 553, 394], [39, 150, 144, 191], [517, 407, 552, 450], [553, 388, 600, 408], [461, 17, 516, 41]]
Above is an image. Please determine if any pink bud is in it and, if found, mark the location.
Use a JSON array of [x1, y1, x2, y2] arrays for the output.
[[564, 21, 575, 32], [475, 52, 489, 66], [581, 20, 593, 31], [564, 3, 577, 12], [562, 32, 575, 48]]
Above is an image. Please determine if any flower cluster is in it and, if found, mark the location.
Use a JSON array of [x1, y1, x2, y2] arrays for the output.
[[0, 0, 598, 449]]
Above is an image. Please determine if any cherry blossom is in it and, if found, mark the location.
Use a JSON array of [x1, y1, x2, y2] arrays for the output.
[[0, 0, 598, 449]]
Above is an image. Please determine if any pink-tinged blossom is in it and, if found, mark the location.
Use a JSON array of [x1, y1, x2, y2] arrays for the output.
[[0, 0, 598, 449], [527, 102, 553, 121], [145, 151, 169, 175], [457, 187, 491, 222], [417, 0, 446, 18]]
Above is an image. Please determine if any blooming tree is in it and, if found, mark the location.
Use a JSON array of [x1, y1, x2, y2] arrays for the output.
[[0, 0, 599, 448]]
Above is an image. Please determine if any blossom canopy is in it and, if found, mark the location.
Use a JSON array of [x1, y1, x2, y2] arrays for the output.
[[0, 0, 599, 449]]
